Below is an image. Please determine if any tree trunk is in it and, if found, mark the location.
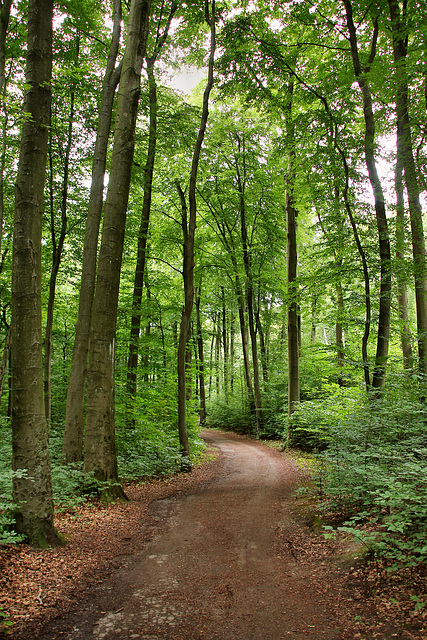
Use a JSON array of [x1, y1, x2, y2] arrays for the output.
[[83, 0, 151, 502], [125, 61, 157, 428], [236, 273, 255, 411], [221, 286, 229, 398], [0, 0, 12, 259], [44, 82, 75, 424], [125, 1, 177, 427], [388, 0, 427, 377], [344, 0, 391, 391], [196, 285, 206, 423], [63, 0, 122, 463], [284, 75, 300, 416], [176, 0, 215, 465], [236, 135, 262, 435], [11, 0, 62, 546], [395, 120, 413, 370]]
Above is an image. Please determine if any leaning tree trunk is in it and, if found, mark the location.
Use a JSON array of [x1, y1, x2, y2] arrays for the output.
[[344, 0, 391, 392], [11, 0, 62, 547], [388, 0, 427, 377], [83, 0, 151, 502], [176, 0, 215, 465], [63, 0, 122, 463]]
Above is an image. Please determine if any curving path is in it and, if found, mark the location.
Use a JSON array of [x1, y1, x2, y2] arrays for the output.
[[32, 431, 360, 639]]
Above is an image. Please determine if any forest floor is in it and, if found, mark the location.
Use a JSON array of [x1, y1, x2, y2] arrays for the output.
[[1, 430, 426, 640]]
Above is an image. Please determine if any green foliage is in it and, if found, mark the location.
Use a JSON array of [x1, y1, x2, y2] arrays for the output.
[[206, 395, 256, 435], [313, 375, 427, 568], [0, 606, 13, 635], [286, 384, 362, 451], [116, 379, 205, 479], [0, 420, 25, 545]]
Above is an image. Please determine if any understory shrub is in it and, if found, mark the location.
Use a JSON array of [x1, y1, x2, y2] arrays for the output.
[[315, 374, 427, 567], [206, 394, 256, 435], [285, 384, 362, 451], [116, 380, 205, 479]]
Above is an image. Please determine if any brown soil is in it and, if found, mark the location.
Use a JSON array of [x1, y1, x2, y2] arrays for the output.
[[1, 430, 426, 639]]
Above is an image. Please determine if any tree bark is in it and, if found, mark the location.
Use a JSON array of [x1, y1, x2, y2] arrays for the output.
[[388, 0, 427, 377], [125, 1, 177, 428], [0, 0, 12, 259], [235, 134, 263, 435], [83, 0, 151, 501], [44, 77, 76, 424], [196, 285, 207, 423], [344, 0, 391, 391], [125, 61, 157, 428], [176, 0, 215, 464], [63, 0, 122, 463], [11, 0, 62, 546], [395, 120, 413, 370]]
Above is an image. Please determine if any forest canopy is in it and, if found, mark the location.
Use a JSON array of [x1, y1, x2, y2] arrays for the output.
[[0, 0, 426, 569]]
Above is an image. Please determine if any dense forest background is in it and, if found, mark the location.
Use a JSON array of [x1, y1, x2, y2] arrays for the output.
[[0, 0, 426, 574]]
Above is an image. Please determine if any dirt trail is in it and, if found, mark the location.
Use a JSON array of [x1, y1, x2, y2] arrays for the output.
[[24, 431, 377, 640]]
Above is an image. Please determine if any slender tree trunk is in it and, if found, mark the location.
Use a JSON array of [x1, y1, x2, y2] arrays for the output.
[[196, 285, 206, 423], [221, 286, 229, 398], [344, 0, 391, 391], [44, 82, 75, 424], [63, 0, 122, 463], [310, 295, 317, 344], [230, 308, 235, 394], [336, 279, 345, 385], [84, 0, 151, 501], [176, 0, 215, 464], [388, 0, 427, 376], [395, 121, 413, 370], [284, 75, 300, 416], [125, 62, 157, 428], [236, 136, 262, 434], [255, 300, 268, 386], [0, 321, 10, 398], [11, 0, 62, 546], [0, 0, 12, 259], [125, 1, 177, 427], [235, 272, 255, 411]]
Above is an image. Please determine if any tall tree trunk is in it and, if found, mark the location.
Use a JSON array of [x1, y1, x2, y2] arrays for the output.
[[0, 0, 12, 259], [235, 271, 255, 411], [255, 299, 269, 386], [344, 0, 391, 391], [196, 285, 206, 423], [11, 0, 62, 546], [44, 79, 76, 424], [235, 135, 262, 435], [125, 1, 177, 428], [176, 0, 215, 465], [63, 0, 122, 463], [395, 121, 413, 370], [221, 286, 229, 398], [125, 61, 157, 428], [83, 0, 151, 502], [336, 279, 345, 386], [388, 0, 427, 377], [283, 73, 300, 416]]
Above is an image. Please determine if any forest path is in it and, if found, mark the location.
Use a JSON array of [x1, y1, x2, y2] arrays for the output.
[[23, 431, 385, 640]]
